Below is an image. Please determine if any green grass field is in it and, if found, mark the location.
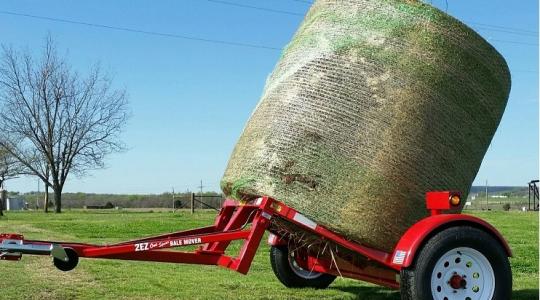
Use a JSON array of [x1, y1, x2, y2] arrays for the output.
[[0, 210, 537, 299], [464, 196, 533, 211]]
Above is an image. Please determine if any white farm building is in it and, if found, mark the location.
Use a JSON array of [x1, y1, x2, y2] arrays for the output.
[[5, 197, 27, 211]]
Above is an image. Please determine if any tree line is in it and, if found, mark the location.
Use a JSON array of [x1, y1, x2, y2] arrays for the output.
[[0, 36, 129, 215], [15, 191, 223, 210]]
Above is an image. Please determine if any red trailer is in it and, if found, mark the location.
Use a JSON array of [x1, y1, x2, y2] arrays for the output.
[[0, 191, 511, 300]]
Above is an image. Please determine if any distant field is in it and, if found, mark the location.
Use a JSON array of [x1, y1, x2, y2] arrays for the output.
[[465, 196, 535, 211], [0, 210, 537, 299]]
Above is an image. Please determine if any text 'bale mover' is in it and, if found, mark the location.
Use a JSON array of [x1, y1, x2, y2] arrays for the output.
[[221, 0, 510, 251]]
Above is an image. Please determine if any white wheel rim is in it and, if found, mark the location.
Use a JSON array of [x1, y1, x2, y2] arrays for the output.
[[288, 251, 323, 280], [431, 247, 495, 300]]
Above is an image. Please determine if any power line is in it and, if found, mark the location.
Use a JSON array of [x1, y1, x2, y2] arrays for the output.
[[207, 1, 538, 44], [473, 25, 538, 38], [490, 39, 539, 47], [286, 0, 312, 4], [0, 10, 281, 51], [2, 9, 536, 51], [512, 70, 538, 74], [467, 21, 538, 35], [206, 0, 304, 16], [264, 0, 540, 36]]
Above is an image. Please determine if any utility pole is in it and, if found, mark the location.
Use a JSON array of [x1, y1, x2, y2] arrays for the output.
[[198, 180, 204, 209], [172, 187, 175, 212], [485, 180, 489, 210]]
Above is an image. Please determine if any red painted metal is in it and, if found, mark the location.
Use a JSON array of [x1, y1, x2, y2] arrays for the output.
[[426, 191, 452, 211], [267, 233, 287, 247], [309, 259, 399, 289], [289, 248, 400, 289], [0, 191, 510, 291], [202, 205, 255, 253], [83, 230, 251, 257], [391, 213, 512, 269], [426, 191, 462, 215], [0, 201, 267, 274], [0, 233, 24, 240], [268, 199, 395, 268], [449, 274, 466, 289]]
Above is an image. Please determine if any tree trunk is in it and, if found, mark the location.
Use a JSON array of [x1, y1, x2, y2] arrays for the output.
[[0, 190, 3, 216], [0, 187, 7, 215], [53, 187, 61, 213], [44, 182, 49, 213], [0, 182, 5, 216]]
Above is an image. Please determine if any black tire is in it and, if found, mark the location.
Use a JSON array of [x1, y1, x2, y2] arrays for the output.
[[53, 248, 79, 272], [270, 246, 336, 289], [400, 226, 511, 300]]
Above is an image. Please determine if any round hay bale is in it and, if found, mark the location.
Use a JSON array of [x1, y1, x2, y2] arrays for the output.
[[221, 0, 510, 252]]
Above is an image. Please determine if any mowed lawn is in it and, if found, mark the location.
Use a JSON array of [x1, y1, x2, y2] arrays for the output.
[[0, 210, 537, 299]]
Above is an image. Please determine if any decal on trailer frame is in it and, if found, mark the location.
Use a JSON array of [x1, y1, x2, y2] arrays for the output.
[[392, 250, 407, 265], [293, 212, 317, 230], [135, 242, 150, 252], [134, 237, 203, 252]]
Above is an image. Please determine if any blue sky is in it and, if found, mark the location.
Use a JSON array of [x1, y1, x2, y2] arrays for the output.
[[0, 0, 538, 194]]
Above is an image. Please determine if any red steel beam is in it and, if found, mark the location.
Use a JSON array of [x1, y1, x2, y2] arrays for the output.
[[82, 230, 252, 258], [203, 205, 258, 253], [100, 250, 225, 265], [269, 200, 393, 268]]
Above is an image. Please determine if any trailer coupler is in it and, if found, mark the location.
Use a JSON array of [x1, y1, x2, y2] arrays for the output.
[[0, 234, 69, 263]]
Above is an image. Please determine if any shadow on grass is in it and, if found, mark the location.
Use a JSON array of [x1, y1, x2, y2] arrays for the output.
[[513, 289, 539, 300], [331, 285, 399, 299], [332, 286, 539, 299]]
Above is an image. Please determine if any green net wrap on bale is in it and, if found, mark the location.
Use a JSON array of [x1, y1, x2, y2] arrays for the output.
[[221, 0, 510, 252]]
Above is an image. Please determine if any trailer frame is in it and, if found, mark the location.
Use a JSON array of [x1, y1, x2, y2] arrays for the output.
[[0, 191, 511, 293]]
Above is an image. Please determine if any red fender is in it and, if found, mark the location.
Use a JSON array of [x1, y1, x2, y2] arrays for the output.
[[390, 214, 512, 269]]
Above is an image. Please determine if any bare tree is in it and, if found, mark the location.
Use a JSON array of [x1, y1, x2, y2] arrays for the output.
[[0, 37, 129, 213], [0, 150, 23, 216]]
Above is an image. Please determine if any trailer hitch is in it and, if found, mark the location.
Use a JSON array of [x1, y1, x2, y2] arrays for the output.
[[0, 234, 73, 270]]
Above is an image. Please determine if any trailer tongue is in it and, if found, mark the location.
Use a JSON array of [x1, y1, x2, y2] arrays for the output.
[[0, 192, 512, 299], [0, 234, 68, 261]]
